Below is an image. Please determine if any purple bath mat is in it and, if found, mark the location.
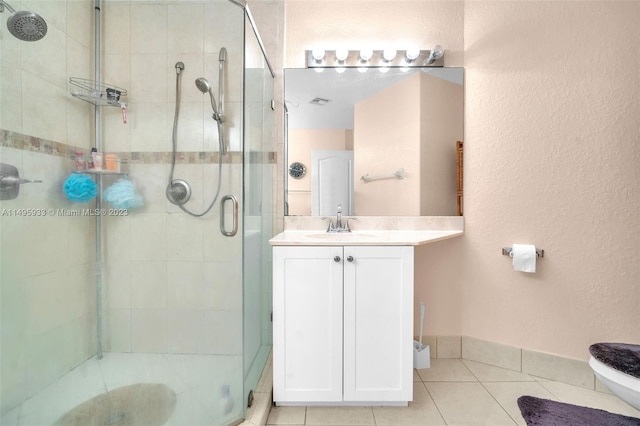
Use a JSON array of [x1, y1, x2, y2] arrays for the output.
[[517, 395, 640, 426]]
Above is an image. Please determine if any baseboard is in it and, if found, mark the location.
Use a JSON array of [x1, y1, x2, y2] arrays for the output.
[[414, 335, 599, 391]]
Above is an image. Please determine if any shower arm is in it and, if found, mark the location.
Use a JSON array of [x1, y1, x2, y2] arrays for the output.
[[0, 1, 16, 13]]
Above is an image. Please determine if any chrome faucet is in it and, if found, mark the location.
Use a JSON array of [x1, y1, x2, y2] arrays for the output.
[[323, 204, 356, 233]]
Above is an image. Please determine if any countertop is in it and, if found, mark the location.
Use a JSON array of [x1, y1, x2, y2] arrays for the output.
[[269, 229, 463, 246]]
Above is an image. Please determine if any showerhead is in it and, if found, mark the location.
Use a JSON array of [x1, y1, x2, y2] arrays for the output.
[[219, 47, 227, 62], [0, 1, 47, 42], [196, 77, 220, 117], [195, 77, 211, 94]]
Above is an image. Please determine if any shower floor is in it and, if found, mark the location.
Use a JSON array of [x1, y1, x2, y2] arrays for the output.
[[3, 352, 244, 426]]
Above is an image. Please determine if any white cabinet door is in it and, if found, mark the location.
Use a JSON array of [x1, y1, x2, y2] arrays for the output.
[[273, 246, 344, 403], [343, 246, 414, 402]]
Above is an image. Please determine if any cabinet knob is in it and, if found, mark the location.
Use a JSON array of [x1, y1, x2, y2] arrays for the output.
[[333, 256, 341, 262], [346, 256, 354, 262]]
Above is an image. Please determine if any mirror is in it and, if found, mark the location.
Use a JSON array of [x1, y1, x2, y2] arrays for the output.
[[284, 67, 464, 216]]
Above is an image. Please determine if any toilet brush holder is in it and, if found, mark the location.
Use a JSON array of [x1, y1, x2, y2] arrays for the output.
[[413, 301, 430, 368], [413, 341, 431, 369]]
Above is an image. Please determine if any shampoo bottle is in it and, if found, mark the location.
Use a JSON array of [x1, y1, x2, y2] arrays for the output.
[[91, 148, 103, 171]]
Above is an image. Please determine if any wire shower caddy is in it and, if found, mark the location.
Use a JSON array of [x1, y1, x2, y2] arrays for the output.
[[69, 77, 128, 107]]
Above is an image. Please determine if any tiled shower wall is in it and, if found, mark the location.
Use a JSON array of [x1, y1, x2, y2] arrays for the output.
[[100, 0, 245, 154], [101, 160, 245, 354], [0, 0, 96, 414], [0, 143, 97, 416], [99, 0, 247, 354]]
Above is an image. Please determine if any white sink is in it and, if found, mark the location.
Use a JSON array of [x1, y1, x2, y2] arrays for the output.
[[304, 232, 376, 240]]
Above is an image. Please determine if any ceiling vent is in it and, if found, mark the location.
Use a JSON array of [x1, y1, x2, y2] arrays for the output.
[[309, 97, 331, 106]]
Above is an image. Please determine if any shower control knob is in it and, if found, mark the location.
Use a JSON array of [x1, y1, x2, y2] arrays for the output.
[[346, 256, 354, 262], [333, 256, 341, 262]]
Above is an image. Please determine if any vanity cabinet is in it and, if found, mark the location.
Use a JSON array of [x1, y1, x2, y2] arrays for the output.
[[273, 245, 414, 405]]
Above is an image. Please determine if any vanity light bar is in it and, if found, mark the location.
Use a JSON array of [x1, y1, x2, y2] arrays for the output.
[[305, 48, 444, 68]]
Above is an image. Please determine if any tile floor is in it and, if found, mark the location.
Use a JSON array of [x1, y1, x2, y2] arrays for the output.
[[267, 358, 640, 426]]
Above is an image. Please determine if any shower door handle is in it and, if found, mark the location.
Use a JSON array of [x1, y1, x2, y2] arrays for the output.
[[220, 194, 238, 237]]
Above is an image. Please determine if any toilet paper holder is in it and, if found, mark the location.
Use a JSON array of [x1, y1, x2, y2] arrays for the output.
[[502, 247, 544, 258]]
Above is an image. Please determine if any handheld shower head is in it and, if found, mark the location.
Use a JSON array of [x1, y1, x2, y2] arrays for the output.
[[195, 48, 227, 155], [0, 1, 47, 42], [195, 77, 220, 117], [195, 77, 211, 94]]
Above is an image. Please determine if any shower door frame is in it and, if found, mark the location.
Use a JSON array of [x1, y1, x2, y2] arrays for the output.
[[238, 1, 276, 413]]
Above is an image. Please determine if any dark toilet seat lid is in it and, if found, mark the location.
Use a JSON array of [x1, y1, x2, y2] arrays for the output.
[[589, 342, 640, 379]]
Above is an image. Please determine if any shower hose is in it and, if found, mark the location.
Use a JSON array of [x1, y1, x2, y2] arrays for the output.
[[168, 65, 224, 217]]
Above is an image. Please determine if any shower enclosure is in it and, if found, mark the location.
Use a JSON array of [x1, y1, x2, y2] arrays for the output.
[[0, 0, 275, 424]]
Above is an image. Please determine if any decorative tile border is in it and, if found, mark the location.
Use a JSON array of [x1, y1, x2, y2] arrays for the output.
[[0, 129, 70, 158], [0, 129, 277, 164]]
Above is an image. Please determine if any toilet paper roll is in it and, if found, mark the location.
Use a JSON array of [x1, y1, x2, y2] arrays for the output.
[[512, 244, 536, 273]]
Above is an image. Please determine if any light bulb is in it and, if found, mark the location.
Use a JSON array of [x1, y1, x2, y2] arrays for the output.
[[425, 45, 444, 65], [336, 67, 346, 74], [312, 48, 325, 62], [431, 45, 444, 59], [383, 49, 397, 62], [358, 67, 368, 73], [335, 49, 349, 62], [359, 49, 373, 62], [379, 67, 390, 74], [405, 48, 420, 63]]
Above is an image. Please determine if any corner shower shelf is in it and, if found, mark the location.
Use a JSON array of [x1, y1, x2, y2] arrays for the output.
[[69, 77, 128, 107], [74, 170, 127, 176]]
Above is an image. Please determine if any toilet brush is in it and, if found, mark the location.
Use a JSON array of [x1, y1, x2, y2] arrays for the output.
[[413, 301, 430, 369]]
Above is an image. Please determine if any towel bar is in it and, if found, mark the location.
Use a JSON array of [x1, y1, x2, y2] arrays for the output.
[[361, 168, 404, 184]]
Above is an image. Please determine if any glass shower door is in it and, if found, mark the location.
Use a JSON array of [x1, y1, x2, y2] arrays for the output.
[[242, 11, 275, 408]]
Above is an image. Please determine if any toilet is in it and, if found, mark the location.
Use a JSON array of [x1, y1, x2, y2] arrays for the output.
[[589, 343, 640, 411]]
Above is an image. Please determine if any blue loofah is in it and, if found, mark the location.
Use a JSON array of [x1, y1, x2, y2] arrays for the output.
[[64, 173, 98, 203], [103, 177, 144, 210]]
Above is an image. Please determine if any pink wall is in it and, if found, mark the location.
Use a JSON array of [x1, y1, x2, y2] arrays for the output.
[[419, 73, 463, 215], [284, 0, 640, 360], [353, 72, 462, 215], [462, 1, 640, 359], [354, 73, 422, 215]]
